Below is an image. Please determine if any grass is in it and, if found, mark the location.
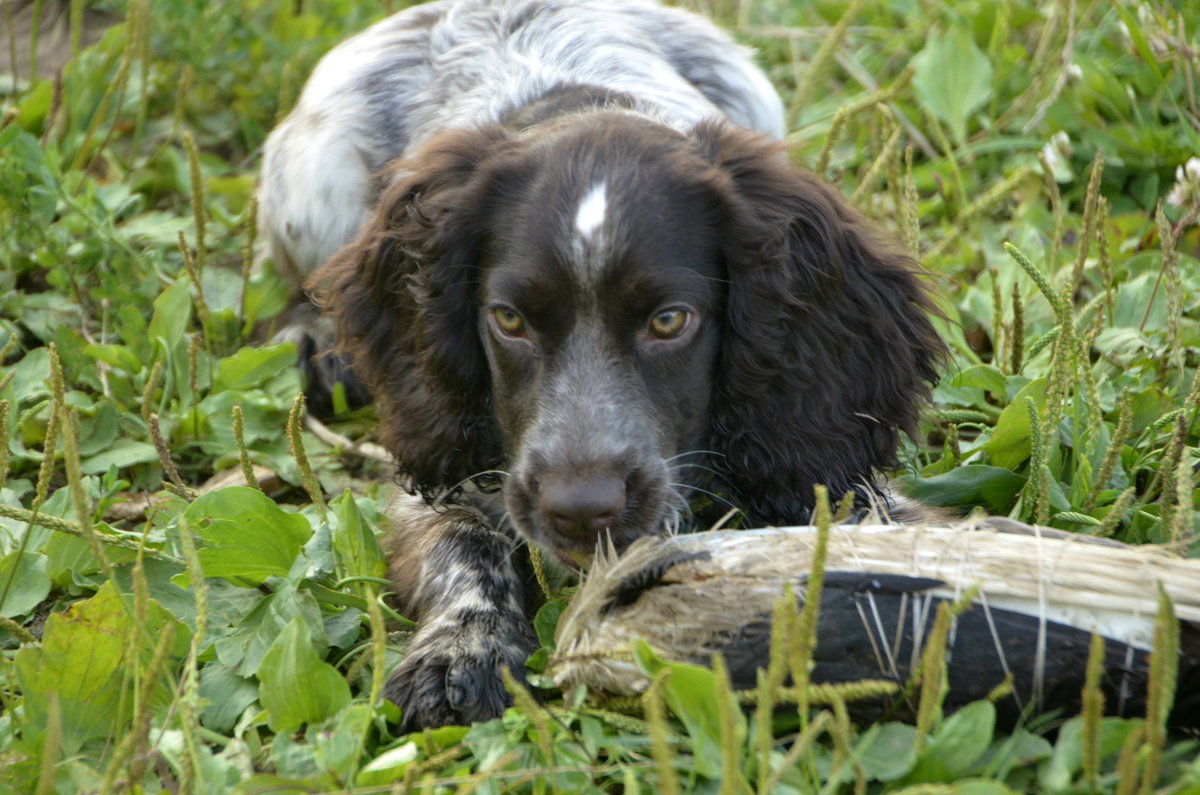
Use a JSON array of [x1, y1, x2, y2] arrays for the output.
[[2, 0, 1199, 791]]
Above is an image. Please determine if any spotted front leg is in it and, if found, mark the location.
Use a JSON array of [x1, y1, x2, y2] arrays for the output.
[[381, 498, 537, 731]]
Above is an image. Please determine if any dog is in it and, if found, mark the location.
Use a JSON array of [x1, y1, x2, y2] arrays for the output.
[[258, 0, 946, 729]]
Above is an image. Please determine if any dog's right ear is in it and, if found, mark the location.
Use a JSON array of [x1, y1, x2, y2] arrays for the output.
[[309, 125, 522, 492]]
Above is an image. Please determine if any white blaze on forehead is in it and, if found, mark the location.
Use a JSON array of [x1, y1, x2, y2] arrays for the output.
[[574, 182, 608, 240]]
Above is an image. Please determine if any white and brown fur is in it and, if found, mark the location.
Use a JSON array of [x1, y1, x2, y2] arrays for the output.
[[259, 0, 946, 729]]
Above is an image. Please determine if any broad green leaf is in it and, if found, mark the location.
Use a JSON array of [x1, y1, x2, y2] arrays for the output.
[[356, 742, 421, 787], [854, 722, 919, 781], [117, 210, 192, 246], [534, 598, 567, 650], [632, 640, 744, 780], [199, 661, 260, 733], [983, 378, 1047, 469], [185, 486, 313, 584], [242, 261, 292, 329], [15, 585, 127, 751], [213, 343, 297, 392], [312, 703, 373, 781], [924, 700, 995, 776], [212, 581, 325, 676], [331, 490, 385, 582], [0, 550, 51, 617], [980, 729, 1052, 776], [83, 342, 145, 375], [80, 439, 159, 474], [76, 401, 120, 458], [1, 345, 51, 403], [950, 364, 1008, 395], [912, 27, 994, 142], [147, 278, 193, 355], [14, 581, 189, 753], [1038, 716, 1142, 791], [898, 466, 1026, 514], [258, 617, 351, 732]]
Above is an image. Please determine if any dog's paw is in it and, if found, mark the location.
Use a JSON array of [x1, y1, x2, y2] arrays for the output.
[[383, 616, 535, 731], [273, 303, 371, 418]]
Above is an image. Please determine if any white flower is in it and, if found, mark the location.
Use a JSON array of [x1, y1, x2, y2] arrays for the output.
[[1040, 132, 1072, 171], [1065, 63, 1083, 82], [1167, 156, 1200, 209]]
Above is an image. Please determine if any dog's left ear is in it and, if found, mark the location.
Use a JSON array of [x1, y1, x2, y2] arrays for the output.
[[693, 121, 947, 523]]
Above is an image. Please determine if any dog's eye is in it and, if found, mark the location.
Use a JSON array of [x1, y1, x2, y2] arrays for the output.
[[491, 307, 527, 337], [649, 309, 689, 339]]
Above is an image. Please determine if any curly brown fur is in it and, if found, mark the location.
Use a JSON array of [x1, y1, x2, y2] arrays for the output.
[[269, 0, 947, 731]]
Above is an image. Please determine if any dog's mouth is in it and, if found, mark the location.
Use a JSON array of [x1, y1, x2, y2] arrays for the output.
[[553, 548, 592, 571]]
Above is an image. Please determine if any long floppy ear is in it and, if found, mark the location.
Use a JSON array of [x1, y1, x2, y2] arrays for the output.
[[694, 121, 947, 523], [309, 126, 523, 494]]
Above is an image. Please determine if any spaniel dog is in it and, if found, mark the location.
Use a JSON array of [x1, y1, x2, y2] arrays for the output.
[[258, 0, 946, 730]]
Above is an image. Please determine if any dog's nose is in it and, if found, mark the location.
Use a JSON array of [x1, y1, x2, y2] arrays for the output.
[[538, 473, 626, 540]]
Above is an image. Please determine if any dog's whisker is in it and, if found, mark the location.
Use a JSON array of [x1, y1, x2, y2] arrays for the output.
[[668, 482, 738, 509], [664, 450, 722, 464]]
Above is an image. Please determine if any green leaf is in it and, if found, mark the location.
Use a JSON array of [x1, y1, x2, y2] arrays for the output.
[[14, 581, 189, 753], [147, 278, 193, 355], [83, 342, 145, 375], [80, 438, 159, 474], [898, 466, 1026, 513], [950, 364, 1008, 395], [259, 617, 350, 732], [213, 344, 297, 392], [925, 701, 995, 776], [199, 661, 260, 733], [1112, 4, 1164, 82], [356, 742, 421, 787], [0, 550, 51, 617], [1038, 716, 1142, 791], [15, 587, 126, 751], [950, 780, 1020, 795], [855, 722, 919, 781], [632, 640, 744, 780], [912, 27, 994, 142], [212, 580, 325, 676], [185, 486, 313, 584], [1, 345, 51, 403], [534, 598, 567, 650], [331, 490, 385, 582], [983, 378, 1047, 469], [76, 401, 121, 458]]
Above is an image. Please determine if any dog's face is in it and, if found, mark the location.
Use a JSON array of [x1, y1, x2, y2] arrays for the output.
[[318, 112, 945, 566], [476, 118, 725, 558]]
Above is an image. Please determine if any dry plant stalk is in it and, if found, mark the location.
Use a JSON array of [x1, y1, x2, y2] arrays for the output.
[[1083, 389, 1132, 513], [239, 194, 259, 330], [1070, 150, 1104, 296], [1009, 281, 1025, 374], [903, 146, 919, 256], [1139, 586, 1179, 792], [287, 394, 327, 522], [1080, 632, 1105, 790], [642, 668, 680, 795], [60, 407, 113, 580], [182, 131, 207, 271], [0, 399, 9, 489], [502, 667, 555, 762], [177, 231, 212, 349], [1038, 149, 1065, 277], [709, 653, 744, 795], [790, 0, 864, 119], [176, 514, 209, 792], [149, 412, 193, 500]]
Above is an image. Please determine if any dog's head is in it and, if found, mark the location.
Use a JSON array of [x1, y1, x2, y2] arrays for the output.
[[312, 111, 945, 559]]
